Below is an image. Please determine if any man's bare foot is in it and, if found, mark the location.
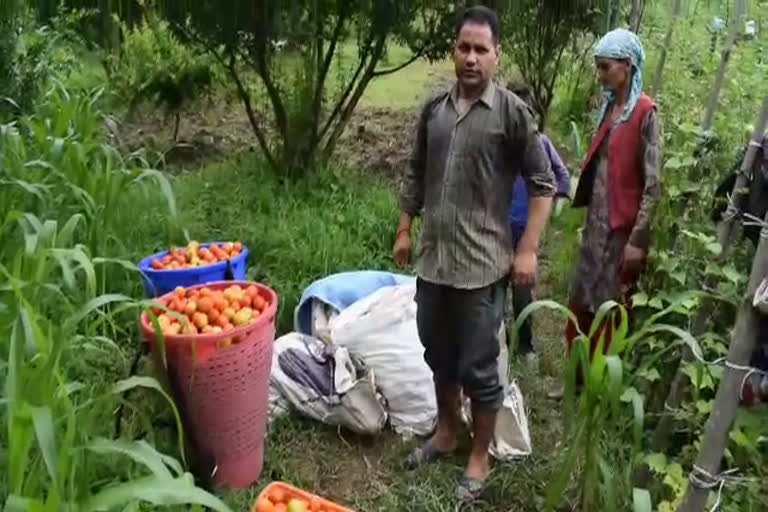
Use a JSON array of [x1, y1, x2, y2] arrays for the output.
[[465, 450, 491, 481], [430, 427, 459, 453]]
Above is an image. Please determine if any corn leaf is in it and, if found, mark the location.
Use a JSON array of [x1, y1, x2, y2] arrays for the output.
[[111, 376, 185, 465], [30, 406, 58, 483], [4, 495, 44, 512], [65, 294, 133, 329], [632, 488, 653, 512], [644, 324, 703, 360], [49, 250, 77, 293], [134, 169, 177, 217], [92, 257, 141, 275], [87, 438, 174, 479], [79, 474, 232, 512], [598, 455, 616, 512], [58, 214, 85, 247], [545, 420, 586, 510]]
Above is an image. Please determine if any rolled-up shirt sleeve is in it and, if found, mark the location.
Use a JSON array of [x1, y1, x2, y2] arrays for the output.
[[629, 108, 662, 249], [541, 135, 572, 198], [399, 99, 431, 217], [507, 100, 556, 198]]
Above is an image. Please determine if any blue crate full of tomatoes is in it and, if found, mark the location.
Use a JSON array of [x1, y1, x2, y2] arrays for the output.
[[138, 240, 249, 297]]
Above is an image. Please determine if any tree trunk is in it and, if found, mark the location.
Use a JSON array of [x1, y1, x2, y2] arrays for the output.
[[605, 0, 615, 32], [701, 0, 745, 136], [630, 0, 645, 32], [677, 211, 768, 512], [651, 0, 683, 96], [642, 92, 768, 488]]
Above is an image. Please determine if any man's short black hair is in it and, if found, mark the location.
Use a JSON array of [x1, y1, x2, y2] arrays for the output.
[[507, 81, 532, 106], [455, 5, 500, 45]]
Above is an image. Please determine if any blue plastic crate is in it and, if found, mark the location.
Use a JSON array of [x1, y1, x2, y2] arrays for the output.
[[138, 243, 249, 297]]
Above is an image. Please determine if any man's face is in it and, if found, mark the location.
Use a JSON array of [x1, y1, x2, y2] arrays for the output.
[[453, 22, 499, 90]]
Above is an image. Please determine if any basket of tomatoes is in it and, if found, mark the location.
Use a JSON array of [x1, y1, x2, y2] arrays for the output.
[[138, 240, 248, 297], [254, 482, 355, 512], [140, 281, 277, 490]]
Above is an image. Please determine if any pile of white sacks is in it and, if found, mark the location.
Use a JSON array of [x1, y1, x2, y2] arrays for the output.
[[268, 271, 532, 460]]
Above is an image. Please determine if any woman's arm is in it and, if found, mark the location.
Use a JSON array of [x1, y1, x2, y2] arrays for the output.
[[628, 108, 662, 249]]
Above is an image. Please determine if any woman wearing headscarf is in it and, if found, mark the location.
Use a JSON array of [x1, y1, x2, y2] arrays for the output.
[[562, 29, 662, 373]]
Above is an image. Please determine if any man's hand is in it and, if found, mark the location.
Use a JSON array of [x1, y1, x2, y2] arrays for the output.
[[513, 249, 537, 285], [393, 232, 412, 268], [621, 243, 646, 275]]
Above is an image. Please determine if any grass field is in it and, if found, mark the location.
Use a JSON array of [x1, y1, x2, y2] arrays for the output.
[[91, 46, 586, 511], [97, 36, 590, 509]]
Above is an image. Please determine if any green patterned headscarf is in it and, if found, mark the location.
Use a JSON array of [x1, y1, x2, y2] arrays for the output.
[[593, 28, 645, 126]]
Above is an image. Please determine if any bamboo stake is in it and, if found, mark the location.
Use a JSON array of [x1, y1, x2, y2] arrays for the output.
[[649, 92, 768, 456], [677, 211, 768, 512], [630, 0, 645, 32], [651, 0, 683, 96], [700, 0, 745, 138]]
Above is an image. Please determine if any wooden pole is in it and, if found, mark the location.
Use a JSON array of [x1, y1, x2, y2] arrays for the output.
[[700, 0, 745, 136], [677, 211, 768, 512], [651, 0, 683, 96], [630, 0, 645, 33], [649, 92, 768, 456]]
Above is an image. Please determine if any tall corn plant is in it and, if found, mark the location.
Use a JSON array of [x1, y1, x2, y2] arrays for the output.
[[0, 83, 227, 509], [1, 84, 176, 256], [513, 294, 705, 511], [0, 215, 230, 511]]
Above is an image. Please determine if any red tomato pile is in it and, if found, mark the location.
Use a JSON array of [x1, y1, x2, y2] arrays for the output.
[[150, 240, 243, 270], [150, 284, 268, 344], [255, 487, 328, 512]]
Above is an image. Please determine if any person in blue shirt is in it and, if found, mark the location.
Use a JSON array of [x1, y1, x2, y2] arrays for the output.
[[507, 83, 572, 366]]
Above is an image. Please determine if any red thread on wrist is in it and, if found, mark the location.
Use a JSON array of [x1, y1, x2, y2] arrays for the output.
[[397, 227, 410, 238]]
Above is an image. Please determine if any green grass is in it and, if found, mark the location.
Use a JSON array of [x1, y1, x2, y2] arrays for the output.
[[170, 157, 402, 333], [151, 154, 580, 511], [362, 45, 454, 110]]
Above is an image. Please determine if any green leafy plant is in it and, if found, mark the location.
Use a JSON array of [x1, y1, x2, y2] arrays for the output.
[[107, 14, 217, 142], [0, 79, 225, 510], [513, 293, 706, 511]]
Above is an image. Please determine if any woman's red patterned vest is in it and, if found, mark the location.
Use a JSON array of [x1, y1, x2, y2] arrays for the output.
[[574, 93, 656, 231]]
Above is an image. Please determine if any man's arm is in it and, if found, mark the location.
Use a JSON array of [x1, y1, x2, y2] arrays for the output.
[[398, 98, 432, 223], [516, 106, 556, 253], [508, 100, 556, 283], [394, 97, 432, 265]]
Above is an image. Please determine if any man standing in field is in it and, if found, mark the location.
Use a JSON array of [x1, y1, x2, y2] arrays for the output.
[[393, 5, 555, 501]]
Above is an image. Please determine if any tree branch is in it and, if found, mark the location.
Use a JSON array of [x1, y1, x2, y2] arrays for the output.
[[322, 32, 387, 162], [248, 45, 288, 141], [372, 47, 425, 77], [309, 0, 351, 152], [318, 32, 376, 143], [172, 23, 277, 169], [225, 51, 279, 171]]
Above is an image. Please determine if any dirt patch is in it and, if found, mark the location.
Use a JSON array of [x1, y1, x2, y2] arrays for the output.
[[112, 95, 257, 168], [112, 69, 457, 173], [115, 98, 423, 176], [335, 107, 417, 179]]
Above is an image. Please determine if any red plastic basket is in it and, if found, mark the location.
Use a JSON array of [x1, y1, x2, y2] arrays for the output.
[[254, 482, 355, 512], [139, 280, 278, 489]]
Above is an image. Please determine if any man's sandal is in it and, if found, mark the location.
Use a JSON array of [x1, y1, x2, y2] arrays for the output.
[[456, 472, 490, 502], [404, 440, 454, 470]]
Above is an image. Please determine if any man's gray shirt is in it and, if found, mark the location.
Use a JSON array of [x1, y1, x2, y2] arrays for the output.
[[399, 81, 556, 289]]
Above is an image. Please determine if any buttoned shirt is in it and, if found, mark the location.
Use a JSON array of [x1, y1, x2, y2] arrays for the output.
[[399, 81, 556, 289]]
